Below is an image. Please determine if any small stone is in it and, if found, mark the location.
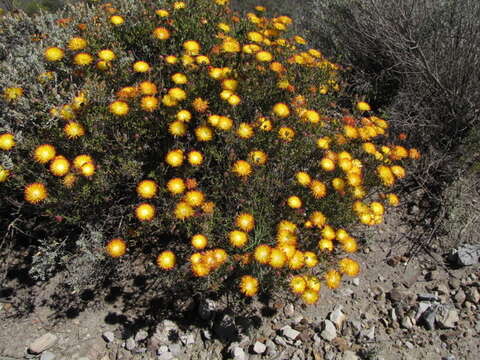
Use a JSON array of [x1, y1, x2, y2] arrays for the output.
[[342, 350, 359, 360], [274, 335, 287, 346], [265, 339, 277, 356], [405, 341, 414, 350], [150, 320, 179, 347], [284, 303, 295, 317], [465, 287, 480, 304], [436, 305, 459, 329], [420, 306, 436, 330], [329, 308, 346, 330], [125, 337, 136, 351], [134, 330, 148, 342], [449, 244, 480, 266], [352, 278, 360, 286], [415, 302, 431, 322], [231, 346, 247, 360], [281, 325, 300, 340], [401, 317, 414, 329], [449, 278, 461, 289], [454, 289, 466, 305], [168, 343, 182, 355], [29, 333, 58, 354], [435, 284, 450, 296], [360, 326, 375, 341], [201, 329, 212, 341], [253, 341, 266, 354], [158, 352, 174, 360], [157, 345, 169, 355], [40, 351, 56, 360], [102, 331, 115, 343], [320, 320, 337, 342], [180, 332, 195, 346]]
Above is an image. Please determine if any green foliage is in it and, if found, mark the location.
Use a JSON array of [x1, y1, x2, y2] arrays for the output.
[[0, 0, 419, 306]]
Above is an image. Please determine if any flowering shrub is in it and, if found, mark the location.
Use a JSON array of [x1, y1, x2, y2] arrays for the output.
[[0, 0, 420, 305]]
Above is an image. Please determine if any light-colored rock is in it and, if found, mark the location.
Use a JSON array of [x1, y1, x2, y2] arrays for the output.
[[102, 331, 115, 343], [449, 244, 480, 266], [281, 325, 300, 340], [253, 341, 266, 354], [321, 320, 337, 341], [274, 335, 288, 346], [169, 343, 182, 355], [232, 346, 247, 360], [436, 305, 459, 329], [158, 352, 174, 360], [150, 320, 179, 347], [134, 330, 148, 342], [415, 302, 431, 322], [29, 333, 58, 354], [343, 350, 359, 360], [157, 346, 169, 355], [360, 326, 375, 340], [265, 339, 277, 356], [125, 337, 136, 351], [466, 287, 480, 304], [352, 278, 360, 286], [401, 317, 414, 329], [454, 289, 466, 305], [330, 308, 346, 330], [40, 351, 56, 360], [284, 303, 295, 317], [180, 332, 195, 346]]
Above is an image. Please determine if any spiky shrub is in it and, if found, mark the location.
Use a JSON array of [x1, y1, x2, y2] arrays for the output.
[[0, 0, 420, 306]]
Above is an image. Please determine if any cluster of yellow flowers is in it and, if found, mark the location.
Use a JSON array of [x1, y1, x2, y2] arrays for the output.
[[0, 0, 422, 305]]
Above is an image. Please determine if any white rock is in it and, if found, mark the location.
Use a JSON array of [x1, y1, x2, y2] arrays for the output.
[[102, 331, 115, 343], [343, 350, 359, 360], [134, 330, 148, 342], [284, 303, 295, 317], [320, 320, 337, 341], [253, 341, 266, 354], [158, 352, 174, 360], [401, 317, 414, 329], [352, 278, 360, 286], [232, 346, 247, 360], [40, 351, 56, 360], [125, 337, 136, 351], [329, 308, 346, 329], [281, 325, 300, 340], [274, 335, 287, 346], [415, 302, 432, 322], [29, 333, 58, 354], [157, 345, 169, 355], [436, 305, 459, 329], [361, 326, 375, 341]]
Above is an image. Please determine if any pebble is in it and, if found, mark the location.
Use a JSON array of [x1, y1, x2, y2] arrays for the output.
[[281, 325, 300, 340], [360, 326, 375, 341], [169, 343, 182, 355], [401, 317, 414, 329], [274, 335, 288, 346], [415, 302, 431, 322], [449, 244, 480, 266], [232, 346, 247, 360], [418, 293, 440, 302], [158, 352, 174, 360], [343, 350, 359, 360], [157, 345, 169, 355], [29, 333, 58, 354], [329, 308, 346, 330], [253, 341, 266, 354], [405, 341, 415, 349], [436, 305, 459, 329], [320, 320, 337, 342], [125, 337, 136, 351], [465, 287, 480, 304], [454, 289, 466, 305], [102, 331, 115, 343], [421, 307, 437, 330], [352, 278, 360, 286], [284, 303, 295, 317], [134, 330, 148, 342], [40, 351, 56, 360]]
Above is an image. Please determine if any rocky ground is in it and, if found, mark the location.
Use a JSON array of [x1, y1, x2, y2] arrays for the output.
[[1, 192, 479, 360]]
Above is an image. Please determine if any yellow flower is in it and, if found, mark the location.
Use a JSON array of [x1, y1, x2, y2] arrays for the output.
[[256, 51, 273, 62], [73, 154, 93, 169], [215, 0, 230, 5], [187, 151, 203, 166], [341, 237, 358, 253], [248, 150, 267, 165], [302, 289, 319, 305], [239, 275, 258, 297], [64, 122, 85, 139], [176, 109, 192, 122], [287, 196, 302, 209], [273, 103, 290, 118], [236, 123, 254, 139], [192, 98, 209, 112], [183, 40, 201, 55], [140, 96, 159, 112], [165, 149, 184, 167], [138, 81, 157, 95], [356, 101, 371, 112], [232, 160, 252, 177], [191, 234, 208, 250], [4, 87, 23, 101], [173, 1, 186, 9], [98, 49, 116, 61], [44, 47, 64, 61], [153, 27, 170, 40], [155, 9, 169, 17], [310, 211, 326, 227], [339, 258, 360, 277], [169, 121, 187, 136], [109, 101, 129, 116], [325, 269, 342, 289], [137, 180, 158, 199], [49, 156, 70, 177], [24, 183, 48, 204], [195, 126, 214, 142], [184, 190, 205, 207], [278, 126, 295, 142], [222, 37, 241, 52], [168, 87, 187, 101], [290, 275, 307, 294], [0, 133, 15, 151], [295, 172, 311, 186], [229, 230, 248, 247], [318, 238, 334, 252], [135, 203, 156, 221], [110, 15, 125, 25], [73, 52, 93, 66], [80, 162, 95, 177], [157, 251, 176, 270], [171, 73, 188, 84], [133, 61, 150, 72], [269, 248, 286, 268], [166, 178, 186, 195], [106, 238, 127, 258], [320, 157, 335, 171], [174, 201, 194, 219], [0, 167, 10, 182], [235, 213, 255, 232], [67, 37, 87, 51], [217, 22, 231, 32], [254, 244, 271, 264]]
